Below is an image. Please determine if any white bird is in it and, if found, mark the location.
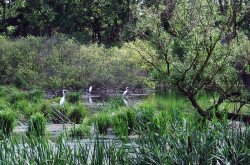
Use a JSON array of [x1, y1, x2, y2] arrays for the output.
[[123, 87, 129, 96], [88, 86, 93, 93], [60, 89, 66, 106]]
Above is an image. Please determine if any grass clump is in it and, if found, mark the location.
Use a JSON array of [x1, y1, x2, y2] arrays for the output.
[[92, 113, 111, 135], [0, 98, 9, 111], [101, 97, 126, 111], [70, 119, 91, 138], [0, 110, 15, 136], [110, 107, 136, 139], [26, 89, 44, 103], [134, 107, 155, 132], [66, 92, 81, 104], [68, 104, 88, 124], [13, 100, 36, 119], [37, 100, 53, 119], [27, 113, 46, 137], [111, 112, 129, 141], [6, 89, 27, 104]]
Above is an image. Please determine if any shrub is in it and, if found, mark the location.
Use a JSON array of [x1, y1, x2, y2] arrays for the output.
[[0, 36, 151, 90], [0, 110, 15, 135], [68, 104, 88, 124], [27, 113, 46, 137], [0, 98, 9, 111]]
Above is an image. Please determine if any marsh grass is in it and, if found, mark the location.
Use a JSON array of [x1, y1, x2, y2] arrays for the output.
[[101, 97, 125, 111], [0, 86, 249, 164], [110, 110, 129, 141], [70, 124, 91, 138], [0, 110, 15, 136], [91, 113, 111, 135], [27, 113, 47, 137], [13, 100, 36, 120], [37, 100, 53, 119], [66, 92, 82, 104], [68, 103, 88, 124], [0, 108, 249, 164]]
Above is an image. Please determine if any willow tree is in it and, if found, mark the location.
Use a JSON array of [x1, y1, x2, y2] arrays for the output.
[[133, 0, 250, 122]]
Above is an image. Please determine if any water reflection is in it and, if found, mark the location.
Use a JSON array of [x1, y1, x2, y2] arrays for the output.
[[83, 94, 150, 108], [88, 97, 93, 104], [123, 98, 128, 106]]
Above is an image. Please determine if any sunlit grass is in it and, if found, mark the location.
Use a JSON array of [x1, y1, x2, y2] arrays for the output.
[[0, 108, 249, 164], [0, 86, 249, 164]]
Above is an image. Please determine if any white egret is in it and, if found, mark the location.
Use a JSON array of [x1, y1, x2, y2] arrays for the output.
[[60, 89, 67, 106], [123, 87, 129, 96], [88, 86, 93, 93]]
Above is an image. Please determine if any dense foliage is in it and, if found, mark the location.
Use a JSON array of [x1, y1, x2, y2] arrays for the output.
[[131, 0, 250, 122], [0, 0, 249, 164], [0, 35, 151, 90]]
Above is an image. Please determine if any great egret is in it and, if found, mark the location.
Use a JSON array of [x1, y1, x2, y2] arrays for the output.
[[123, 87, 129, 96], [88, 86, 93, 93], [60, 89, 67, 106]]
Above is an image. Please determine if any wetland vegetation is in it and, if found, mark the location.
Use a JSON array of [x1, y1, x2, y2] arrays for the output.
[[0, 0, 250, 164]]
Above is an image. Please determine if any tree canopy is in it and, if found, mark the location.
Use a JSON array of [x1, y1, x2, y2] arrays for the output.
[[0, 0, 250, 122]]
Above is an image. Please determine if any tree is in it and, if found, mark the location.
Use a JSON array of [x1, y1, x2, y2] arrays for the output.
[[133, 0, 250, 122]]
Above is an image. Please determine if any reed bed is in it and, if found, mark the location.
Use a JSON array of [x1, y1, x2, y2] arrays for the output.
[[1, 108, 249, 165], [0, 87, 249, 164]]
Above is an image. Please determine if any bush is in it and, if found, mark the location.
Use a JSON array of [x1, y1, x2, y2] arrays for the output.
[[27, 113, 46, 137], [0, 110, 15, 135], [50, 104, 71, 123], [68, 104, 88, 124], [0, 36, 151, 90]]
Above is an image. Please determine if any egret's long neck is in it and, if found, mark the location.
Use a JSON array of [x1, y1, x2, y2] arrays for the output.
[[63, 92, 65, 97]]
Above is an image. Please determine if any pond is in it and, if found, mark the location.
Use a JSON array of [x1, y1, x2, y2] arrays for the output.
[[14, 92, 153, 137], [82, 93, 151, 109]]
